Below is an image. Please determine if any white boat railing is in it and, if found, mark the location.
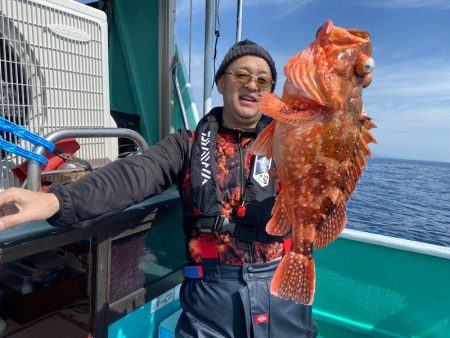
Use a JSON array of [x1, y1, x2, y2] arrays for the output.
[[340, 228, 450, 260]]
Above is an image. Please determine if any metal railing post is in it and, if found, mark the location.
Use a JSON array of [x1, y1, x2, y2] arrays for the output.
[[27, 128, 149, 191]]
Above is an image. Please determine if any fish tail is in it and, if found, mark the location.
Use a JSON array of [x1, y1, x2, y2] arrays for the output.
[[251, 120, 275, 158], [266, 193, 291, 236], [271, 251, 315, 305]]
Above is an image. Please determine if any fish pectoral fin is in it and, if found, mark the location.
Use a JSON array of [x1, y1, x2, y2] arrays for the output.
[[251, 120, 275, 158], [259, 92, 325, 126], [314, 198, 347, 249], [259, 92, 286, 118], [271, 251, 315, 305], [266, 192, 291, 236]]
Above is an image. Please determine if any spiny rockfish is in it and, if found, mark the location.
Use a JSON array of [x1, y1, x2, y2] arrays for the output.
[[252, 20, 377, 304]]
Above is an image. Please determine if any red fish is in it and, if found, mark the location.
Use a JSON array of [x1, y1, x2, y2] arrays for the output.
[[251, 20, 377, 304]]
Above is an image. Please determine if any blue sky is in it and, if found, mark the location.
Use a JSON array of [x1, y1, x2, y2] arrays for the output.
[[74, 0, 450, 163], [175, 0, 450, 163]]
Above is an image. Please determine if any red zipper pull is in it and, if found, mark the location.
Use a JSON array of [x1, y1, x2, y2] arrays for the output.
[[237, 205, 246, 218]]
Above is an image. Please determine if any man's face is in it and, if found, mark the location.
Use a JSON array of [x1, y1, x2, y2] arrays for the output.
[[217, 55, 273, 129]]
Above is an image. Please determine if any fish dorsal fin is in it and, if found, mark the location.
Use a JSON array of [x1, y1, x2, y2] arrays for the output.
[[342, 115, 377, 200], [314, 114, 377, 249]]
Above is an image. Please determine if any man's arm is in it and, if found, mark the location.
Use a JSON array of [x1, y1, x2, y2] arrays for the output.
[[0, 129, 191, 230]]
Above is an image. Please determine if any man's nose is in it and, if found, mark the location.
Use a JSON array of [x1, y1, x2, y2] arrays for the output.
[[245, 79, 259, 91]]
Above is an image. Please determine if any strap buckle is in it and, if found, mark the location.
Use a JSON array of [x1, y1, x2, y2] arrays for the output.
[[215, 218, 236, 234], [197, 216, 225, 234]]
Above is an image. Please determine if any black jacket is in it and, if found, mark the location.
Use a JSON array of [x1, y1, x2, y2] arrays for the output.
[[48, 128, 191, 228], [47, 107, 277, 239]]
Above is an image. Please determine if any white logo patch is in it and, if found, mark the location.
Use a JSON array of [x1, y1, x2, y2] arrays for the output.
[[200, 131, 211, 185], [253, 156, 272, 187]]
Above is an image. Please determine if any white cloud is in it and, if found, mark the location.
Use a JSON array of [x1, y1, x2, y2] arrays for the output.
[[361, 56, 450, 161], [372, 130, 450, 162], [353, 0, 450, 10], [244, 0, 314, 14], [175, 0, 244, 19], [175, 2, 449, 161], [369, 65, 450, 97], [269, 52, 450, 162], [175, 0, 205, 19], [364, 57, 450, 124], [176, 0, 314, 21], [177, 49, 205, 108]]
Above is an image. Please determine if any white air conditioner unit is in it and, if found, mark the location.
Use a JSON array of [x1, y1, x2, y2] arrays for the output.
[[0, 0, 117, 189]]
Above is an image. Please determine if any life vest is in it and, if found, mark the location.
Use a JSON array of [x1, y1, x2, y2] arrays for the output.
[[190, 107, 288, 243]]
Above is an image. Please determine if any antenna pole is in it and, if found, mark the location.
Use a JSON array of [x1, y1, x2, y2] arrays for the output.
[[203, 0, 215, 115], [236, 0, 243, 42]]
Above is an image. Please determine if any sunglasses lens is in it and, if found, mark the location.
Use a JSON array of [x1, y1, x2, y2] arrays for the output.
[[230, 71, 272, 90], [234, 72, 252, 83], [256, 77, 272, 89]]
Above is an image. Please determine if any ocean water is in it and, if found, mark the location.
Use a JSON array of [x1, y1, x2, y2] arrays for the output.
[[346, 157, 450, 247]]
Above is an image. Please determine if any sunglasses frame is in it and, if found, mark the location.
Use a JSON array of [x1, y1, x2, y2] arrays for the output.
[[224, 70, 274, 90]]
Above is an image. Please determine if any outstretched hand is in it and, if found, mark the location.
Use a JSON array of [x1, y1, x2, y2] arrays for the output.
[[0, 188, 60, 231]]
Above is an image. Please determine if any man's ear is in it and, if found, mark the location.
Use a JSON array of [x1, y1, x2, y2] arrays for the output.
[[216, 77, 224, 94]]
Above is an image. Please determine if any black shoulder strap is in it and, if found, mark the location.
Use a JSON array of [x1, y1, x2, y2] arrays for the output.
[[256, 114, 273, 133], [191, 109, 273, 218], [191, 108, 223, 216]]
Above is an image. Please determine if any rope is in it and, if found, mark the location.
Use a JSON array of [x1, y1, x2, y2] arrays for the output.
[[212, 0, 221, 90], [53, 148, 93, 172]]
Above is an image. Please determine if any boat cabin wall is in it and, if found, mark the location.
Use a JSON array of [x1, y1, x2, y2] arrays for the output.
[[92, 0, 198, 148]]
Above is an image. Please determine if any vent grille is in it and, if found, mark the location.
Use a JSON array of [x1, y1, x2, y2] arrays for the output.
[[0, 0, 116, 189]]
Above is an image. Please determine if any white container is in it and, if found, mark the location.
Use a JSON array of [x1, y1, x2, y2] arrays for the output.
[[0, 0, 117, 189]]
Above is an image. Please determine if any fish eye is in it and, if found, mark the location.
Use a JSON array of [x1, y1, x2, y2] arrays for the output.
[[356, 55, 375, 76]]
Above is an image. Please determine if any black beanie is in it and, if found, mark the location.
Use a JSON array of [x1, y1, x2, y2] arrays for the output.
[[214, 39, 277, 92]]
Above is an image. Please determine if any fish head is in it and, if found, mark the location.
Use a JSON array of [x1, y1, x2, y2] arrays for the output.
[[283, 20, 374, 113]]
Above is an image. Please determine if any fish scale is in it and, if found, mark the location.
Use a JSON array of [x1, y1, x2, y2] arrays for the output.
[[251, 20, 377, 305]]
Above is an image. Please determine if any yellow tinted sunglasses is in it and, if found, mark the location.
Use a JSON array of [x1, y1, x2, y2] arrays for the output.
[[224, 70, 274, 90]]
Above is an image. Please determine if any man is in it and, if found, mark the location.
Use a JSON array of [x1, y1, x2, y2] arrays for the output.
[[0, 40, 317, 337]]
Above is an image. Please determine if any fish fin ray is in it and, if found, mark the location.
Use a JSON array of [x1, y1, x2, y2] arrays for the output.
[[361, 114, 377, 131], [361, 126, 377, 145], [266, 193, 291, 236], [258, 92, 288, 119], [341, 114, 377, 199], [314, 198, 347, 249], [360, 114, 378, 146], [251, 120, 275, 158], [271, 251, 315, 305]]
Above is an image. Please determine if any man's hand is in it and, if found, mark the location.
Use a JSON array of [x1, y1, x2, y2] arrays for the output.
[[0, 188, 60, 231]]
